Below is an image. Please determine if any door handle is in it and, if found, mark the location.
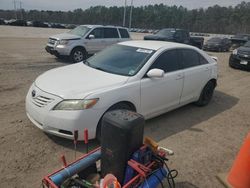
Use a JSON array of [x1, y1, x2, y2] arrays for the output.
[[176, 74, 184, 80]]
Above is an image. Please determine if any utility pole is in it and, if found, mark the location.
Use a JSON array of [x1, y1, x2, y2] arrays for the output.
[[19, 1, 23, 20], [13, 0, 17, 19], [129, 0, 134, 29], [123, 0, 127, 27]]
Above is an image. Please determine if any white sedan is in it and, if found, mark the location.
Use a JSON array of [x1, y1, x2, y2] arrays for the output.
[[26, 41, 217, 140]]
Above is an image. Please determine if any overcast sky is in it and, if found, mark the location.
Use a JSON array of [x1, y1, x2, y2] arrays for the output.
[[0, 0, 245, 11]]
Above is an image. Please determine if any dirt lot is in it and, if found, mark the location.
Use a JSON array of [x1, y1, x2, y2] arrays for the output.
[[0, 26, 249, 188]]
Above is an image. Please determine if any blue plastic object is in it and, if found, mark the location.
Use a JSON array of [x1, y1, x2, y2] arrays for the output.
[[140, 167, 168, 188], [50, 149, 101, 186]]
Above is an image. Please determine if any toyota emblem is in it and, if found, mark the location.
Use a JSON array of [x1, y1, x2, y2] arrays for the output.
[[32, 90, 36, 98]]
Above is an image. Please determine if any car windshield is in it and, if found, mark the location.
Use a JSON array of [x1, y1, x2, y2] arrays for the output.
[[157, 29, 175, 37], [85, 45, 155, 76], [68, 25, 90, 37], [244, 41, 250, 47], [208, 38, 222, 43]]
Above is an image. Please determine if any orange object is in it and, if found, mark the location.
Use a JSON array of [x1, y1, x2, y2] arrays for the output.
[[103, 174, 121, 188], [228, 132, 250, 188], [144, 137, 159, 153]]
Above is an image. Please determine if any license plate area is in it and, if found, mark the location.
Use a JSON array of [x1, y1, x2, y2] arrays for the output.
[[240, 60, 248, 65]]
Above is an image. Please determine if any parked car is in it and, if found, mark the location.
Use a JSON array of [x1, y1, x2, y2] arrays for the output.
[[144, 28, 204, 49], [26, 40, 217, 140], [203, 37, 231, 52], [9, 19, 27, 26], [0, 18, 5, 25], [229, 41, 250, 70], [231, 34, 250, 50], [32, 21, 49, 28], [45, 25, 131, 62]]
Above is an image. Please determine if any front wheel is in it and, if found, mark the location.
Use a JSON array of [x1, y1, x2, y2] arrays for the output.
[[70, 48, 87, 63], [195, 81, 215, 106]]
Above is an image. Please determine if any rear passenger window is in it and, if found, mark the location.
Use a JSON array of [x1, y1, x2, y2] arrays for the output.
[[181, 49, 200, 68], [104, 28, 119, 38], [150, 50, 181, 72], [119, 28, 130, 38], [199, 54, 209, 65]]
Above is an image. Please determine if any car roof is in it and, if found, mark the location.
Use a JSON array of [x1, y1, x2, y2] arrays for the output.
[[119, 40, 195, 50], [80, 24, 128, 29]]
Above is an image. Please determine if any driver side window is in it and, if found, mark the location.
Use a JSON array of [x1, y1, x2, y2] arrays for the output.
[[89, 28, 104, 39], [149, 50, 181, 73]]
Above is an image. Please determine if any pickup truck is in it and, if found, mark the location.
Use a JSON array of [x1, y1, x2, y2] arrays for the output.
[[144, 28, 204, 49], [45, 25, 131, 62]]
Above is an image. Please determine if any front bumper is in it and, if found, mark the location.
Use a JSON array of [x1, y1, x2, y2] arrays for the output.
[[229, 54, 250, 70], [45, 44, 71, 56], [25, 84, 102, 140]]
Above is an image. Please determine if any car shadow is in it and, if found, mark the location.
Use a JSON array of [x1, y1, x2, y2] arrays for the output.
[[144, 90, 239, 142], [48, 90, 238, 152], [46, 133, 100, 153]]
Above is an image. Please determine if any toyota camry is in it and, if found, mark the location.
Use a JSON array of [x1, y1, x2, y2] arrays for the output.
[[26, 41, 217, 140]]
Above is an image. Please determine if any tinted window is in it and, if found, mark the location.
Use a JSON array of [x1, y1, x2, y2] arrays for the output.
[[199, 54, 209, 65], [150, 50, 181, 72], [181, 49, 200, 68], [119, 28, 130, 38], [104, 28, 119, 38], [89, 28, 104, 38]]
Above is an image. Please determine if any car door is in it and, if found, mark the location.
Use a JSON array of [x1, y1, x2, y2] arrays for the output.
[[85, 27, 105, 54], [140, 49, 184, 118], [103, 28, 120, 48], [179, 49, 211, 104]]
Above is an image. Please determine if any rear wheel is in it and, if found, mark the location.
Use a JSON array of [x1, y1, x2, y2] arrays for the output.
[[96, 103, 135, 142], [195, 81, 215, 106], [70, 48, 87, 63]]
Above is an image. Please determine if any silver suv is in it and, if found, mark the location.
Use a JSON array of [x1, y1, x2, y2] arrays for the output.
[[45, 25, 131, 62]]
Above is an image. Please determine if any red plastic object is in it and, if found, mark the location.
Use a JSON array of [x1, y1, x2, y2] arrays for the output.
[[61, 155, 67, 167], [228, 132, 250, 188], [127, 159, 151, 177], [84, 129, 88, 144]]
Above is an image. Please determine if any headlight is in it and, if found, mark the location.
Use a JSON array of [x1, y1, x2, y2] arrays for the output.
[[58, 39, 70, 45], [233, 49, 238, 55], [53, 99, 99, 110]]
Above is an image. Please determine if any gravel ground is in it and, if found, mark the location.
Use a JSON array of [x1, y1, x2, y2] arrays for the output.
[[0, 26, 249, 188]]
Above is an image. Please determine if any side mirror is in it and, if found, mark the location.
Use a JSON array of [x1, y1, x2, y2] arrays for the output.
[[88, 34, 95, 39], [147, 69, 164, 78]]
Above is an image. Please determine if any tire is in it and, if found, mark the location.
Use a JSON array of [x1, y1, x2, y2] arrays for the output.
[[195, 81, 215, 106], [70, 47, 87, 63], [96, 103, 134, 142]]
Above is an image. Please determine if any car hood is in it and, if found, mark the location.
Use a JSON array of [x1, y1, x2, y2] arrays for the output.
[[238, 46, 250, 54], [50, 32, 81, 40], [35, 63, 129, 99]]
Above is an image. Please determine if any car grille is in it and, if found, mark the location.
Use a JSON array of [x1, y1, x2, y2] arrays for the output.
[[32, 95, 54, 108], [48, 38, 57, 45]]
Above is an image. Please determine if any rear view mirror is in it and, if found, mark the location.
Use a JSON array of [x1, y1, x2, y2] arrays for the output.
[[88, 34, 95, 39], [147, 69, 164, 78]]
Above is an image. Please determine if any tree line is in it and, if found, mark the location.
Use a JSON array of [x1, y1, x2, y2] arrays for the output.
[[0, 1, 250, 34]]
